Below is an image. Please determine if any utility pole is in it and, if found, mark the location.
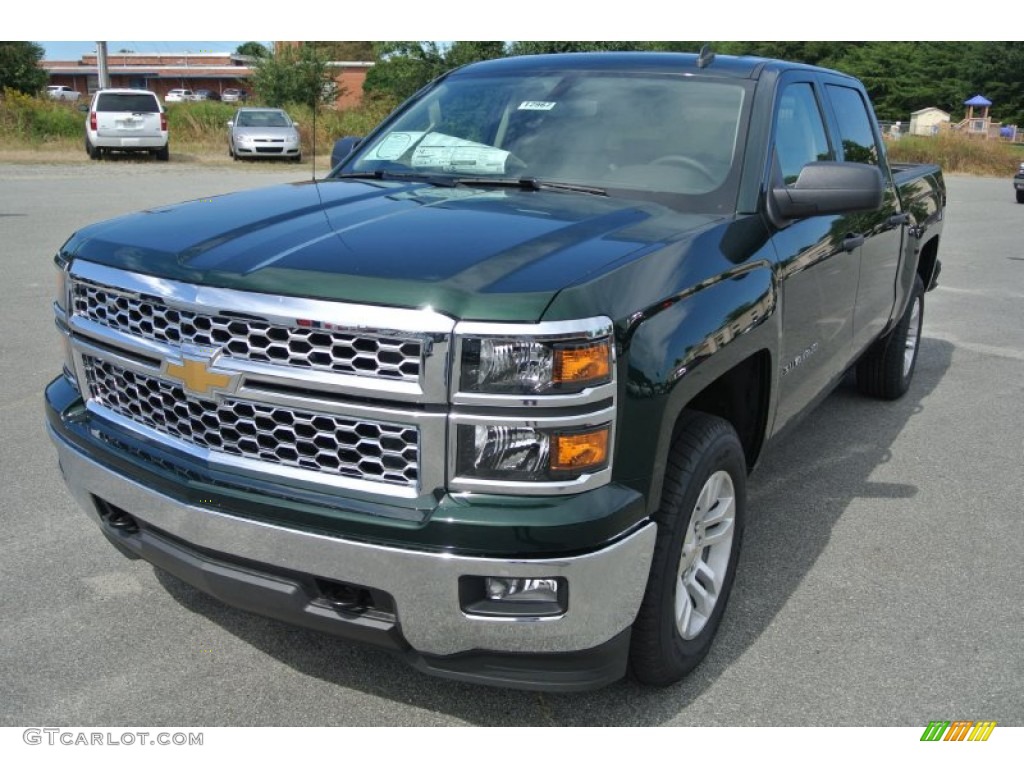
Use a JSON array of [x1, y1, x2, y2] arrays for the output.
[[97, 42, 110, 89]]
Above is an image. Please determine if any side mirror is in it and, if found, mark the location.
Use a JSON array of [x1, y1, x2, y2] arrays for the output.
[[78, 104, 89, 113], [331, 136, 363, 169], [771, 162, 883, 220]]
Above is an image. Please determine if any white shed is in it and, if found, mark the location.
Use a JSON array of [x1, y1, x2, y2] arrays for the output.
[[909, 107, 951, 136]]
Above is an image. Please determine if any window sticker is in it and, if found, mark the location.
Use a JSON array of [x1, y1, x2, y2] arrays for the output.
[[518, 101, 557, 111], [365, 131, 425, 161], [410, 132, 509, 174]]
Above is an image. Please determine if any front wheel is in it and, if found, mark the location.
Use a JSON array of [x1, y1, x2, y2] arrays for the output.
[[629, 413, 746, 686], [856, 274, 924, 400]]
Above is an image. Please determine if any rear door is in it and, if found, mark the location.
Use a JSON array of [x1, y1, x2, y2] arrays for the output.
[[820, 80, 904, 352], [95, 92, 163, 140]]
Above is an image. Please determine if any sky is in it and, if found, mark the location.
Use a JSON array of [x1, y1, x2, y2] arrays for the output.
[[39, 41, 267, 60]]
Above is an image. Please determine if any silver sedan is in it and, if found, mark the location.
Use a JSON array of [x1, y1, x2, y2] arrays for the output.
[[227, 108, 302, 162]]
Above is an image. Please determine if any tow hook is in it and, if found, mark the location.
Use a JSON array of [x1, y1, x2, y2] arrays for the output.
[[96, 499, 139, 534], [317, 580, 372, 615]]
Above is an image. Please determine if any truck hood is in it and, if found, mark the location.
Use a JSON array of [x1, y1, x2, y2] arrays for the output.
[[62, 178, 721, 321]]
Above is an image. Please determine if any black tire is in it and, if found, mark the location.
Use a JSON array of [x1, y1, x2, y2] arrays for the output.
[[292, 153, 302, 164], [1016, 189, 1024, 204], [86, 137, 101, 160], [629, 413, 746, 686], [856, 274, 924, 400], [156, 144, 170, 162]]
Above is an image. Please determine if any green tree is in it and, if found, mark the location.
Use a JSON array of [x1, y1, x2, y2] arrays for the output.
[[969, 42, 1024, 126], [0, 41, 48, 95], [307, 41, 376, 61], [363, 42, 506, 102], [508, 41, 650, 55], [235, 41, 270, 59], [252, 43, 338, 107]]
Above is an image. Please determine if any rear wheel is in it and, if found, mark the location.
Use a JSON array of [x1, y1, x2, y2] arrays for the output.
[[629, 413, 746, 686], [156, 144, 169, 162], [856, 274, 924, 400], [1016, 189, 1024, 204], [86, 137, 101, 160]]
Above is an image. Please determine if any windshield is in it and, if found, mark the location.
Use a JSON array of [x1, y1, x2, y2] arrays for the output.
[[236, 110, 292, 128], [340, 70, 751, 211]]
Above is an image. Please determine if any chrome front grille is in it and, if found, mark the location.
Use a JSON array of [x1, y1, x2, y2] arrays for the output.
[[83, 356, 420, 488], [72, 280, 423, 382]]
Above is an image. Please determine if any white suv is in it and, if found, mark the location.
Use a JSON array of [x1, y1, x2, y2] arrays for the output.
[[85, 89, 169, 161]]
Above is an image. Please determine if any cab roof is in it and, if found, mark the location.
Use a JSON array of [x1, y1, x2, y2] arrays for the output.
[[452, 51, 835, 81]]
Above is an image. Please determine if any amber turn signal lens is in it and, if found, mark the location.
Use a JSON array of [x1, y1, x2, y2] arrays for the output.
[[553, 341, 611, 386], [551, 427, 610, 472]]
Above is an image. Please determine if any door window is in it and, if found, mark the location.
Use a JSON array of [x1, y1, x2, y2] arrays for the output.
[[774, 83, 832, 185], [826, 85, 880, 166]]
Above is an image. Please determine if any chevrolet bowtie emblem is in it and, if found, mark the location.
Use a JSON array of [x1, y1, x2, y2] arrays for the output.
[[164, 357, 234, 397]]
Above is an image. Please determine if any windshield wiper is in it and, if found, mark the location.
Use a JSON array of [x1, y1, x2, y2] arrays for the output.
[[453, 177, 608, 197], [333, 170, 458, 187], [334, 172, 608, 197]]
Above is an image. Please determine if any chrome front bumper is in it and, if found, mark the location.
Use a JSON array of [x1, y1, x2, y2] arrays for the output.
[[50, 424, 656, 659]]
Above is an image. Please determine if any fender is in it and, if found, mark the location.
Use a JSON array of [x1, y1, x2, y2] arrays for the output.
[[618, 261, 780, 514]]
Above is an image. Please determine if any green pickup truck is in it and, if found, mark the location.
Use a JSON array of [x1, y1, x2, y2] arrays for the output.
[[46, 52, 945, 691]]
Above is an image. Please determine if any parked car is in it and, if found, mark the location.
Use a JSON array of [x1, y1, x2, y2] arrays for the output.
[[165, 89, 195, 103], [193, 89, 220, 102], [227, 107, 301, 162], [46, 84, 81, 101], [84, 88, 168, 161], [1014, 161, 1024, 203], [221, 88, 248, 103]]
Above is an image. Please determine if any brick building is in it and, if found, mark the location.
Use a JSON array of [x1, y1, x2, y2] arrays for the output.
[[42, 49, 374, 108], [43, 52, 256, 100]]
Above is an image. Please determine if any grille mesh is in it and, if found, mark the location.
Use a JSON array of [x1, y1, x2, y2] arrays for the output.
[[84, 356, 419, 487], [72, 281, 422, 382]]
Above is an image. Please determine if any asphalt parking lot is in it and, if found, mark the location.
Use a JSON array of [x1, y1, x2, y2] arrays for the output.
[[1, 165, 1021, 726]]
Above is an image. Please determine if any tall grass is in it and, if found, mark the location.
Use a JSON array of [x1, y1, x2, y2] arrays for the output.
[[885, 132, 1023, 176], [165, 96, 399, 155], [0, 89, 83, 142]]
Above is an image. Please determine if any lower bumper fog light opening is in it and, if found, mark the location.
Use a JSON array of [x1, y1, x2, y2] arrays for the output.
[[460, 576, 568, 618]]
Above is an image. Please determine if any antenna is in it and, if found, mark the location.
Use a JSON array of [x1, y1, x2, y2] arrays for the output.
[[311, 41, 317, 180], [697, 44, 715, 69]]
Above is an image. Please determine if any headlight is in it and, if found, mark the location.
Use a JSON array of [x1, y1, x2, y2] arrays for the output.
[[457, 325, 613, 396], [53, 257, 68, 312], [449, 317, 616, 493], [456, 423, 610, 482], [53, 256, 79, 391]]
